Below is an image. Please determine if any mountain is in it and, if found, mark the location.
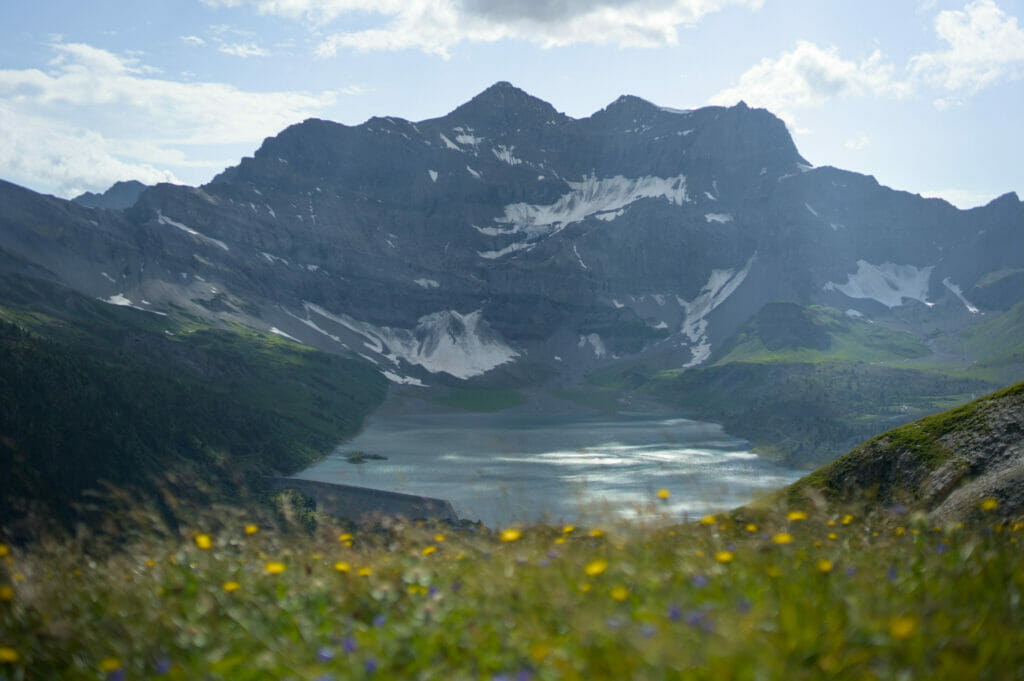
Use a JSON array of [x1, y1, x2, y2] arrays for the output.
[[71, 180, 147, 210], [783, 380, 1024, 523], [1, 81, 1021, 462], [0, 272, 386, 537]]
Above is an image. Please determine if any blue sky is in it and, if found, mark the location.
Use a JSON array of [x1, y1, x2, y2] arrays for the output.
[[1, 0, 1022, 207]]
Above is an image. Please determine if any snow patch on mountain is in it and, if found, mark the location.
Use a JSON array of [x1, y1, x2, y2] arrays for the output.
[[303, 303, 518, 379], [824, 261, 934, 309], [439, 134, 460, 150], [942, 277, 979, 314], [578, 333, 607, 358], [270, 327, 303, 343], [157, 211, 229, 252], [490, 174, 688, 240], [382, 371, 427, 387], [594, 209, 624, 222], [677, 256, 755, 367], [478, 242, 534, 259], [705, 213, 733, 223], [428, 170, 438, 182], [492, 145, 522, 165], [106, 293, 132, 307], [414, 278, 440, 289], [573, 244, 589, 270]]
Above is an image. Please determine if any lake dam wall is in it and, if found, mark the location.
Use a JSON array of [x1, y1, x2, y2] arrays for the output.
[[266, 477, 459, 524]]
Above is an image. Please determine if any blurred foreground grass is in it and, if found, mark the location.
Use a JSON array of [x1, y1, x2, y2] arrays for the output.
[[1, 498, 1022, 680]]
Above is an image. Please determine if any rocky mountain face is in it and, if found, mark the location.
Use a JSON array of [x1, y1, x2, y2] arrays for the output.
[[786, 381, 1024, 523], [1, 82, 1022, 388], [71, 180, 147, 210]]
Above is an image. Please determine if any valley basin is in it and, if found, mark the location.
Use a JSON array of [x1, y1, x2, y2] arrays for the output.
[[296, 406, 804, 529]]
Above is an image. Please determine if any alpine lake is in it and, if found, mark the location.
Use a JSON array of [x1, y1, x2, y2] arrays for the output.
[[297, 397, 805, 529]]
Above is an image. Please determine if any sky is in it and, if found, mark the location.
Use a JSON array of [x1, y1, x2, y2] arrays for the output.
[[1, 0, 1022, 208]]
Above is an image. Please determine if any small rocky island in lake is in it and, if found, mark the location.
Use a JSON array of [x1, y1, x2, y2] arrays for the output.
[[345, 450, 389, 464]]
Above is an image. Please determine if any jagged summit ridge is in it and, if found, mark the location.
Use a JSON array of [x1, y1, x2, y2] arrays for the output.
[[1, 82, 1021, 391]]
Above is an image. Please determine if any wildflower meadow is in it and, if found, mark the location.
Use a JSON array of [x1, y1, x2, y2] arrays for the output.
[[1, 495, 1022, 680]]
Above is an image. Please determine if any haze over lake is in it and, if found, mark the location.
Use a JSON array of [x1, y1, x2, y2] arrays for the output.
[[297, 409, 804, 528]]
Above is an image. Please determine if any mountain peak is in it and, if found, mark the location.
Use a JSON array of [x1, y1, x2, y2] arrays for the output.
[[446, 82, 569, 128], [71, 180, 147, 210]]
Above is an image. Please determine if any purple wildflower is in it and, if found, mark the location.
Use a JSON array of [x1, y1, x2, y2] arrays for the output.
[[318, 647, 335, 662], [667, 604, 682, 622], [344, 637, 356, 654]]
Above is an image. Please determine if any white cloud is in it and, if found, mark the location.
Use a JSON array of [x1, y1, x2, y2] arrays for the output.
[[218, 41, 271, 57], [709, 1, 1024, 120], [844, 134, 871, 150], [202, 0, 765, 57], [910, 0, 1024, 94], [708, 41, 904, 125], [181, 35, 207, 46], [0, 42, 340, 197]]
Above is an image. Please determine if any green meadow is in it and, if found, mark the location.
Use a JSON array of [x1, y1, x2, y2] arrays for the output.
[[2, 499, 1022, 680]]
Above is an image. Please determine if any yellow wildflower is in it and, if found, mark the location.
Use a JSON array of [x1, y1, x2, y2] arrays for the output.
[[223, 581, 240, 593], [981, 498, 999, 511], [245, 524, 259, 535], [584, 559, 608, 576], [841, 514, 853, 525], [99, 658, 121, 672], [0, 648, 17, 663], [0, 545, 7, 557], [700, 515, 716, 526], [357, 567, 372, 577], [772, 533, 793, 545], [828, 533, 837, 540], [554, 537, 566, 545], [745, 523, 758, 532], [715, 550, 734, 564], [265, 561, 286, 575], [0, 586, 14, 602], [422, 545, 437, 556], [817, 560, 833, 573], [589, 528, 604, 538], [334, 561, 351, 573], [194, 534, 212, 550], [434, 534, 446, 542], [657, 488, 670, 500], [500, 527, 522, 542], [610, 586, 629, 602], [338, 533, 353, 542], [562, 525, 575, 534], [827, 520, 836, 527], [145, 559, 156, 568], [787, 510, 808, 521], [889, 616, 917, 640]]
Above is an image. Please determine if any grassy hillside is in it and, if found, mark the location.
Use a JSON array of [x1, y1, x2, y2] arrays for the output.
[[784, 380, 1024, 520], [584, 303, 1007, 466], [0, 275, 387, 537], [0, 503, 1021, 679], [960, 300, 1024, 370]]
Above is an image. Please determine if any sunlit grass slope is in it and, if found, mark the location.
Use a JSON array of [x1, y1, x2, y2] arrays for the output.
[[1, 503, 1022, 680]]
